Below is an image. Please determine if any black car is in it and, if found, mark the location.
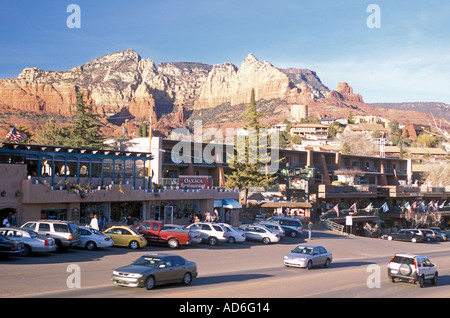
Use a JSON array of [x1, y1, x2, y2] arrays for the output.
[[0, 234, 25, 255], [386, 229, 424, 243]]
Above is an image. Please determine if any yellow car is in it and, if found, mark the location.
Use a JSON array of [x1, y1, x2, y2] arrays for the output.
[[103, 226, 147, 249]]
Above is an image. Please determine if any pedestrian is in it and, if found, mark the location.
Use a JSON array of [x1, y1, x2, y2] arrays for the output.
[[90, 214, 99, 230], [2, 216, 10, 227], [126, 215, 133, 226], [98, 217, 105, 231]]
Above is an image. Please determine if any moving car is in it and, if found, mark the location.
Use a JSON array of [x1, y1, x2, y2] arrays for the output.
[[0, 234, 24, 256], [239, 224, 280, 244], [103, 226, 147, 249], [283, 244, 332, 269], [186, 222, 227, 246], [388, 253, 438, 288], [77, 226, 114, 250], [21, 220, 80, 252], [219, 223, 246, 243], [0, 227, 57, 256], [111, 254, 198, 290]]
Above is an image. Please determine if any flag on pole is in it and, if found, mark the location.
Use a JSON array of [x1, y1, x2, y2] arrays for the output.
[[333, 204, 339, 217], [349, 203, 357, 214], [404, 202, 412, 213], [6, 127, 28, 143], [364, 202, 373, 212], [381, 202, 389, 212], [439, 200, 447, 209]]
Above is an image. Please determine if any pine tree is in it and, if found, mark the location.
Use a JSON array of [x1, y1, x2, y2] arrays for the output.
[[225, 89, 278, 206], [67, 93, 105, 149], [34, 118, 70, 146]]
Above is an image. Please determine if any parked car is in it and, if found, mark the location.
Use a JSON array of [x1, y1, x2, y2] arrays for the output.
[[266, 216, 303, 237], [239, 224, 280, 244], [429, 227, 447, 241], [21, 220, 81, 252], [0, 234, 25, 256], [103, 226, 147, 249], [388, 253, 438, 288], [77, 226, 114, 250], [386, 229, 425, 243], [186, 222, 227, 246], [134, 221, 193, 248], [256, 221, 285, 238], [0, 227, 57, 256], [111, 254, 198, 290], [415, 229, 436, 242], [283, 244, 332, 269], [219, 223, 246, 243], [162, 224, 202, 244]]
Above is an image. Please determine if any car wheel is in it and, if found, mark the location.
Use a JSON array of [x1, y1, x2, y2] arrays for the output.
[[306, 260, 313, 270], [411, 237, 417, 243], [418, 275, 425, 288], [290, 231, 298, 238], [20, 244, 31, 257], [324, 258, 331, 268], [431, 273, 438, 285], [208, 237, 217, 246], [145, 276, 155, 290], [86, 241, 96, 251], [182, 272, 192, 285], [228, 236, 235, 244], [168, 238, 179, 249], [426, 237, 431, 242], [262, 237, 270, 244], [387, 236, 393, 241], [129, 240, 139, 249]]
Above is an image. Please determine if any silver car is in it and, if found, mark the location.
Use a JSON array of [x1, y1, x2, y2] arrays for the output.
[[239, 224, 280, 244], [0, 227, 57, 256], [283, 244, 332, 269], [77, 226, 114, 250], [256, 221, 285, 238]]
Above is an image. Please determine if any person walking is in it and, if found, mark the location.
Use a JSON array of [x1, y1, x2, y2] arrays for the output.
[[90, 214, 99, 230]]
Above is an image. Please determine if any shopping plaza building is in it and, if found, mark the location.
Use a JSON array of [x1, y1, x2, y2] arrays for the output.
[[1, 137, 449, 228]]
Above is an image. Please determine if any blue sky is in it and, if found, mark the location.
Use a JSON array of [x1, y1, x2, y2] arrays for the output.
[[1, 0, 449, 103]]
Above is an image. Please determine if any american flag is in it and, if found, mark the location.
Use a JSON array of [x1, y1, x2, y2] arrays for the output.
[[6, 127, 28, 143]]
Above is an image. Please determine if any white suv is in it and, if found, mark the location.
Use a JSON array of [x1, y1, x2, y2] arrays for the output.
[[186, 222, 227, 246], [387, 253, 438, 288]]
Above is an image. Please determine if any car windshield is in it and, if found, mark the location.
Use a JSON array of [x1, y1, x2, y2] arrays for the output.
[[292, 246, 314, 255], [131, 256, 163, 268]]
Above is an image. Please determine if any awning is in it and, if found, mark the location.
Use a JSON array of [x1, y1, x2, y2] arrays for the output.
[[260, 202, 312, 208], [222, 198, 242, 209]]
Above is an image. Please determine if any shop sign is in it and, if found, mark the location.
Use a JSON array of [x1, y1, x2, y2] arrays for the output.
[[281, 168, 314, 179], [179, 175, 212, 189]]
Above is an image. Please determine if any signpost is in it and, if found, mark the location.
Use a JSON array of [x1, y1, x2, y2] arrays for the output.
[[280, 168, 314, 201]]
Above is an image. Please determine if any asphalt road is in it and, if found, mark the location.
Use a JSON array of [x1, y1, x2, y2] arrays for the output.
[[1, 227, 449, 300]]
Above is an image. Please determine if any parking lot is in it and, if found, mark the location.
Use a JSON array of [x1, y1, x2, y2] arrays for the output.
[[1, 225, 449, 300]]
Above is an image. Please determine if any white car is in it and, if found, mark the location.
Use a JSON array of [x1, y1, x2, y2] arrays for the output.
[[239, 224, 280, 244], [0, 227, 57, 256], [219, 223, 246, 243], [388, 253, 438, 288], [186, 222, 227, 245], [77, 226, 114, 250]]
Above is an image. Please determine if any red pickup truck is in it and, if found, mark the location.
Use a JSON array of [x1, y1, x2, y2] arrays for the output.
[[134, 221, 192, 248]]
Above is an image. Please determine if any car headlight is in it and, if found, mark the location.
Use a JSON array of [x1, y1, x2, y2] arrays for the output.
[[127, 273, 143, 278]]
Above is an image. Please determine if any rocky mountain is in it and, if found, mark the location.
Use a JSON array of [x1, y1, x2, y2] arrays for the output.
[[0, 49, 447, 138]]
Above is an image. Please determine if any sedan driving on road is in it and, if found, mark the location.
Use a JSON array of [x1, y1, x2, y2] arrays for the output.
[[112, 254, 198, 290], [283, 244, 332, 269]]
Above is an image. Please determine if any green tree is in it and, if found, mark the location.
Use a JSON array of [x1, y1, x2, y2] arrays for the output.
[[67, 93, 105, 149], [225, 89, 278, 206], [34, 118, 70, 146]]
